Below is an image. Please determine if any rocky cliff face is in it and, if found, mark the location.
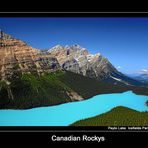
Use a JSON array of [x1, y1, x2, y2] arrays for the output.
[[0, 31, 84, 106], [48, 45, 144, 86], [48, 45, 115, 80], [48, 45, 120, 79], [0, 31, 60, 82]]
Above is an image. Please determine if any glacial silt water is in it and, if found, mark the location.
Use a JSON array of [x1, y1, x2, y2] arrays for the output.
[[0, 91, 148, 126]]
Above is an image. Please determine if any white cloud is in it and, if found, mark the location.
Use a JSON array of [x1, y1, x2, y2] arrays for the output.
[[139, 69, 148, 74], [117, 66, 122, 69], [142, 69, 148, 72]]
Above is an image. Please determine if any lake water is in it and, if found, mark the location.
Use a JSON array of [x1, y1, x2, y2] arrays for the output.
[[0, 91, 148, 126]]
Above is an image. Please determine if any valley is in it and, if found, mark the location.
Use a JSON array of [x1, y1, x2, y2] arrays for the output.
[[0, 30, 148, 127], [0, 30, 148, 109]]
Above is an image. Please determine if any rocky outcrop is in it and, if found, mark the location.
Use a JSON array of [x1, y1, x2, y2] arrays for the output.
[[0, 31, 60, 82], [66, 91, 83, 101], [48, 45, 120, 80], [0, 30, 13, 40]]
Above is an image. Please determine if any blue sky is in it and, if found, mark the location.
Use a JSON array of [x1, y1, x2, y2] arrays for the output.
[[0, 17, 148, 74]]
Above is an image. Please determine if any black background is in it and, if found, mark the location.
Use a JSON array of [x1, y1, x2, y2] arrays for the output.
[[0, 126, 147, 145], [0, 10, 148, 145], [0, 128, 147, 145]]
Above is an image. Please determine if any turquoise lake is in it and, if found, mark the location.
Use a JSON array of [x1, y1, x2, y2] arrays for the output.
[[0, 91, 148, 126]]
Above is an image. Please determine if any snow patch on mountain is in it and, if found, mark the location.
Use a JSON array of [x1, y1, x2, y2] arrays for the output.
[[110, 75, 132, 86]]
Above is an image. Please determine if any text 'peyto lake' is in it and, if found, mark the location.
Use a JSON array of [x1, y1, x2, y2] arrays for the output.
[[0, 91, 148, 126]]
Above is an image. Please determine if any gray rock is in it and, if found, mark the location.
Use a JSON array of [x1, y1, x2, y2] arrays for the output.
[[48, 45, 117, 80], [48, 45, 144, 86]]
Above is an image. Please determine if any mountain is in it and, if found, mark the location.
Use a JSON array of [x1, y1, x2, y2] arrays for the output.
[[139, 74, 148, 83], [0, 31, 85, 108], [48, 45, 144, 86], [129, 74, 148, 84], [0, 31, 131, 109], [0, 31, 147, 109], [0, 30, 60, 82]]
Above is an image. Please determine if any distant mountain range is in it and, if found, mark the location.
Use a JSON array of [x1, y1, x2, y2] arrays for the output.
[[0, 30, 147, 109], [127, 73, 148, 84]]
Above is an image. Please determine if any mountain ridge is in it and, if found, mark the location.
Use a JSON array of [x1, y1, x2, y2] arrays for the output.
[[0, 30, 147, 109], [1, 30, 142, 87], [48, 44, 144, 86], [0, 31, 60, 82]]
